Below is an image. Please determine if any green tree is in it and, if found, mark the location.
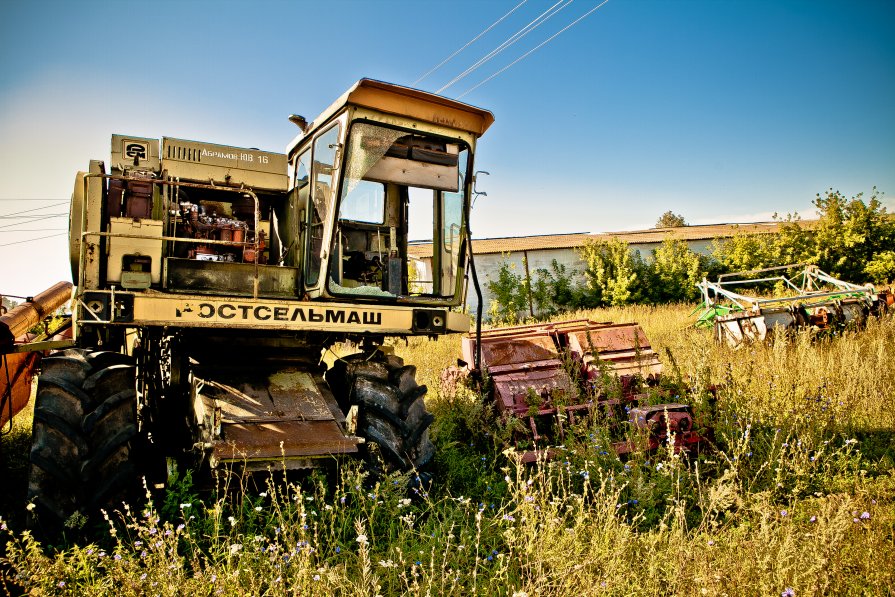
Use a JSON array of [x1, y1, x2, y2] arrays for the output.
[[485, 259, 530, 324], [578, 238, 646, 306], [655, 211, 687, 228], [531, 260, 598, 317], [808, 187, 894, 281], [648, 236, 705, 302], [710, 229, 776, 273]]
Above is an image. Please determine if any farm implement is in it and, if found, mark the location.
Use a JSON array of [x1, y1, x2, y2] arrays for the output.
[[451, 319, 707, 462], [0, 282, 73, 430], [695, 264, 893, 347]]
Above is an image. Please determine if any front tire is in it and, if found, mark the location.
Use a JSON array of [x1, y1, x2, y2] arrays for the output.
[[27, 349, 137, 534], [326, 352, 435, 474]]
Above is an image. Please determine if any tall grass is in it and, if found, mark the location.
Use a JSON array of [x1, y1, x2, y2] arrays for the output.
[[2, 306, 894, 595]]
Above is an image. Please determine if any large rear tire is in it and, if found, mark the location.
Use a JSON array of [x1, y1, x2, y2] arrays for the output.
[[27, 349, 137, 535], [326, 352, 434, 474]]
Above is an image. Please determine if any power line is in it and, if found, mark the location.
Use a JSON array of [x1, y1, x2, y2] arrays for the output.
[[0, 214, 66, 229], [458, 0, 611, 99], [413, 0, 529, 86], [436, 0, 574, 94], [0, 213, 67, 219], [0, 228, 66, 233], [0, 198, 68, 202], [0, 201, 69, 218], [0, 232, 67, 247]]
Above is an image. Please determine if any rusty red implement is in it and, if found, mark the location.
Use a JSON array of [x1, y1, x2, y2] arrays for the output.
[[455, 319, 706, 461]]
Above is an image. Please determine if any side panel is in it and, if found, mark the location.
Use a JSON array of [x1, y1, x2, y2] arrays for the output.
[[70, 161, 105, 289]]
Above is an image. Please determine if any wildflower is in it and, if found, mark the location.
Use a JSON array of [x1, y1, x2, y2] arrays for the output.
[[58, 581, 66, 588], [229, 544, 243, 554], [255, 506, 262, 512], [502, 514, 515, 521], [86, 549, 94, 555], [415, 560, 422, 566], [140, 573, 147, 580], [860, 512, 870, 520], [176, 523, 185, 532], [179, 503, 191, 509], [114, 554, 122, 561], [340, 496, 346, 504], [313, 574, 320, 581], [165, 529, 172, 536], [356, 534, 368, 546], [809, 516, 816, 523], [135, 541, 143, 547], [228, 516, 236, 527], [335, 547, 341, 554], [259, 492, 268, 498], [512, 592, 529, 597], [25, 503, 35, 512], [782, 589, 795, 597], [780, 510, 788, 517], [707, 540, 714, 546]]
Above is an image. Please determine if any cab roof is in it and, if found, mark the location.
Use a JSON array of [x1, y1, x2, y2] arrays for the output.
[[286, 79, 495, 160]]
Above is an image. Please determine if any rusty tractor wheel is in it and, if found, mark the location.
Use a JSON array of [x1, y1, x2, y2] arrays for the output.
[[27, 349, 137, 535], [326, 352, 435, 475]]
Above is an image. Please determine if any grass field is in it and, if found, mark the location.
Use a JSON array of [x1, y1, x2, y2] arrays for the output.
[[2, 304, 894, 595]]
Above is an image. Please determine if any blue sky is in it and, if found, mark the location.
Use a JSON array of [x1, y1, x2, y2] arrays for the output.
[[1, 0, 893, 296]]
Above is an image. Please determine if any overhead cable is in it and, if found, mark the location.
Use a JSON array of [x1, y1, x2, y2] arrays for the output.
[[458, 0, 611, 99], [413, 0, 529, 86], [436, 0, 575, 93], [0, 228, 66, 233], [0, 201, 68, 218], [0, 232, 67, 247], [0, 214, 66, 229], [0, 198, 67, 202]]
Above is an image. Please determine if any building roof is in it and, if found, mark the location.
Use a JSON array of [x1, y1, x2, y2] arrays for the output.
[[407, 220, 814, 258]]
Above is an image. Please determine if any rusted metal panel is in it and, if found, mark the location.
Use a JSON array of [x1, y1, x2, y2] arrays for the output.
[[197, 367, 335, 424], [492, 364, 574, 415], [567, 323, 662, 380], [0, 351, 38, 428], [211, 419, 360, 467], [194, 365, 357, 468]]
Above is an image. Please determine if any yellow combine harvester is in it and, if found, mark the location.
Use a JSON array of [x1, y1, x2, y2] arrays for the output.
[[2, 80, 493, 532]]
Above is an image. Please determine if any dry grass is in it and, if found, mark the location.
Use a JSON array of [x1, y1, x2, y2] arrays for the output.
[[2, 305, 894, 595]]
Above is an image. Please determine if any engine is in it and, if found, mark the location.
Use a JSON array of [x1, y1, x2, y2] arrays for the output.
[[172, 198, 267, 264]]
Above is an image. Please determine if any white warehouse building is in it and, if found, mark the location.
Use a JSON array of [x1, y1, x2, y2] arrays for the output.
[[408, 221, 799, 318]]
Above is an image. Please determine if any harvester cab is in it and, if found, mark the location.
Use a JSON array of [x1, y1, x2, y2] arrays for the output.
[[18, 79, 494, 531]]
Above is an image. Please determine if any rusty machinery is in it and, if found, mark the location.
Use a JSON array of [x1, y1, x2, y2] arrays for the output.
[[695, 264, 893, 347], [449, 319, 707, 462], [9, 80, 495, 531]]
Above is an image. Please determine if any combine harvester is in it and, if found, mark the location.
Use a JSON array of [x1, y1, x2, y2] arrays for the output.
[[452, 319, 707, 462], [695, 264, 893, 347]]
